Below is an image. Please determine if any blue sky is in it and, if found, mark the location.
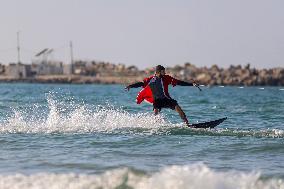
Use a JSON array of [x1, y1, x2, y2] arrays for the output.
[[0, 0, 283, 69]]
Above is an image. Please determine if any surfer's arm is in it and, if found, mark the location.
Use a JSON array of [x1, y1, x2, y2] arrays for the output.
[[125, 82, 144, 91], [176, 80, 194, 86], [176, 79, 201, 91], [128, 82, 144, 88], [166, 75, 196, 87]]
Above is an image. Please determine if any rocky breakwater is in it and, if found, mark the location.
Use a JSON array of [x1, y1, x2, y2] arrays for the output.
[[0, 61, 283, 86], [168, 63, 284, 86]]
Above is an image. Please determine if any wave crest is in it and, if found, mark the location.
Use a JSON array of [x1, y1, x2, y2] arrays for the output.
[[0, 164, 283, 189], [0, 94, 283, 138], [167, 127, 284, 138], [0, 94, 170, 134]]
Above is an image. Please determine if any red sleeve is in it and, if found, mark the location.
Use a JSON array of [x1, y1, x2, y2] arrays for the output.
[[165, 75, 179, 87], [143, 76, 153, 87]]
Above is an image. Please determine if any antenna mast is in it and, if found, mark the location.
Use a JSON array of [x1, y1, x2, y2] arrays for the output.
[[17, 31, 21, 63], [70, 41, 74, 65]]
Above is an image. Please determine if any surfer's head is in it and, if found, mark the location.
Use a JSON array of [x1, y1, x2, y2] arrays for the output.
[[155, 65, 165, 77]]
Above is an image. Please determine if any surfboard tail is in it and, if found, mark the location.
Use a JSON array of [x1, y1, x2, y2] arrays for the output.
[[189, 117, 227, 129]]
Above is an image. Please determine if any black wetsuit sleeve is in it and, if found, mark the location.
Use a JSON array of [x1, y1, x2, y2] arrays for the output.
[[127, 82, 144, 88], [176, 80, 194, 86]]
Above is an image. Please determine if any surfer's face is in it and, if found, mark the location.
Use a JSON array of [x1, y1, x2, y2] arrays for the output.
[[156, 70, 165, 77]]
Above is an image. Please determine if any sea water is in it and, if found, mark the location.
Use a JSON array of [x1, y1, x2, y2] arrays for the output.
[[0, 84, 283, 189]]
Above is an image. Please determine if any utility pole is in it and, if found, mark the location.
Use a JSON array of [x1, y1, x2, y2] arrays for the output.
[[17, 31, 21, 63], [70, 41, 74, 74], [70, 41, 74, 64]]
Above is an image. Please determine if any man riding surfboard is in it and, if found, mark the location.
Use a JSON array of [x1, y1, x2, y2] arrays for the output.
[[125, 65, 199, 126]]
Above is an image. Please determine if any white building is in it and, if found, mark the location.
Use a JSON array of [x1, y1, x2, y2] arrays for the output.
[[6, 63, 31, 79], [63, 64, 73, 75], [31, 61, 63, 75]]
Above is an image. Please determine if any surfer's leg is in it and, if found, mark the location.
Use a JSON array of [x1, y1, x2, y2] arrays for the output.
[[153, 108, 160, 115], [153, 99, 162, 115], [175, 105, 189, 126]]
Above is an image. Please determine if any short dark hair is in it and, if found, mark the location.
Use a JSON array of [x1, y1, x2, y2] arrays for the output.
[[155, 65, 165, 72]]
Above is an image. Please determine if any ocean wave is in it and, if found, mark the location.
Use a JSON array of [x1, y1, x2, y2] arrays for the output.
[[0, 93, 283, 138], [0, 93, 169, 134], [166, 127, 284, 138], [0, 164, 283, 189]]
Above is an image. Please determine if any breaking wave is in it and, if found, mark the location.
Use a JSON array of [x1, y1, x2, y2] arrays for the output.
[[0, 93, 170, 135], [167, 127, 284, 138], [0, 164, 283, 189], [0, 93, 283, 138]]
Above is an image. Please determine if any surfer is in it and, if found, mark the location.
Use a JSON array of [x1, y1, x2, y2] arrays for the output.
[[125, 65, 200, 126]]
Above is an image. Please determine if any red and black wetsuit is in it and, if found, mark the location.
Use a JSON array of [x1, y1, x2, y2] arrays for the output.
[[128, 75, 193, 110]]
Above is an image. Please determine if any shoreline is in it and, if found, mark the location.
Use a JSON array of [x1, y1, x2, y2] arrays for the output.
[[0, 63, 283, 86], [0, 75, 144, 85], [0, 76, 283, 86]]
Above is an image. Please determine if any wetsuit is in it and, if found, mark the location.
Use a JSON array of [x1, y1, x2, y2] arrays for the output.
[[128, 75, 193, 110]]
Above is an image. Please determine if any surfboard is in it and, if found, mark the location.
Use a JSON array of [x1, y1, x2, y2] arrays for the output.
[[189, 117, 227, 128]]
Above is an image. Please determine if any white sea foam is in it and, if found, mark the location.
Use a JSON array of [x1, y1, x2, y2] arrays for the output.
[[211, 128, 284, 138], [0, 93, 170, 134], [272, 129, 284, 136], [0, 164, 283, 189], [0, 93, 283, 138]]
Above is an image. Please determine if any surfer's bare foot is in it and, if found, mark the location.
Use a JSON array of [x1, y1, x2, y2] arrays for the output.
[[185, 120, 190, 127]]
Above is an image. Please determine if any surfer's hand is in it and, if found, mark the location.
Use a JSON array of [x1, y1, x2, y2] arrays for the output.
[[190, 79, 198, 86], [193, 82, 199, 87], [192, 81, 202, 91], [125, 86, 130, 91]]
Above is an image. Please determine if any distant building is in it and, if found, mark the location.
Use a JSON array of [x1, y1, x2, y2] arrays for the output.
[[31, 61, 63, 75], [63, 64, 73, 75], [0, 63, 5, 74], [5, 63, 31, 79], [73, 61, 86, 75]]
